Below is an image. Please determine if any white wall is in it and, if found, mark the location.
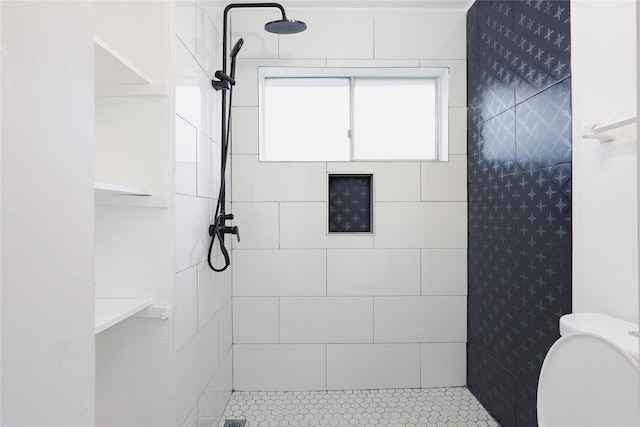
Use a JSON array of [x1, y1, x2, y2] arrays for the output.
[[230, 7, 468, 391], [0, 2, 95, 424], [571, 0, 638, 323], [175, 1, 232, 425]]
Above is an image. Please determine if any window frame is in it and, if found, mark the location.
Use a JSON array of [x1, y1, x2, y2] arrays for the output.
[[258, 66, 450, 163]]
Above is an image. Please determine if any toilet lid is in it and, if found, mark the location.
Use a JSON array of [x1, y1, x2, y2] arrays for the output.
[[538, 332, 640, 427]]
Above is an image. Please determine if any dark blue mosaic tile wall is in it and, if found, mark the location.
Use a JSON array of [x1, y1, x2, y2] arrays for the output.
[[466, 2, 572, 426]]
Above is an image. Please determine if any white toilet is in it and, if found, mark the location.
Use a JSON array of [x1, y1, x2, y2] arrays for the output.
[[537, 312, 640, 426]]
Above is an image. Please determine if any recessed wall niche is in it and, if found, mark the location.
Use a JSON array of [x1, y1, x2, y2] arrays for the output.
[[328, 174, 373, 233]]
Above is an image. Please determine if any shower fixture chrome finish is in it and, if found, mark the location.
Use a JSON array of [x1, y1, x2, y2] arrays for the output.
[[207, 3, 307, 272]]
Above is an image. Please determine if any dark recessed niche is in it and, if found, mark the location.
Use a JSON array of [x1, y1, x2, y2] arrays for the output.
[[328, 174, 372, 233]]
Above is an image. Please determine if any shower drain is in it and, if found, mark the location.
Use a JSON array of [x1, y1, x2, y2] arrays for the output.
[[223, 420, 246, 427]]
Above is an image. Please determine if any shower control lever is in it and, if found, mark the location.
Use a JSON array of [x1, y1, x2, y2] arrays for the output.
[[209, 213, 240, 242]]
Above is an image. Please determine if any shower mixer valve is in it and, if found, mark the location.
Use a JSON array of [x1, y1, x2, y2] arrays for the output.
[[209, 213, 240, 243]]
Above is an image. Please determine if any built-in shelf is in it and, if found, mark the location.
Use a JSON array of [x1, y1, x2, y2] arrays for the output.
[[95, 181, 151, 196], [94, 36, 151, 86], [95, 298, 153, 334]]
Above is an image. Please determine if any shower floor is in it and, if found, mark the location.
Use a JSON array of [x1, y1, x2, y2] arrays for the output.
[[218, 387, 500, 427]]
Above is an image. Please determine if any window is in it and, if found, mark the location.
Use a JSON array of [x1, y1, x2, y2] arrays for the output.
[[259, 67, 449, 162]]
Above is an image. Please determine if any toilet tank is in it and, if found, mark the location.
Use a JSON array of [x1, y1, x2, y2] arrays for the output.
[[559, 312, 639, 362]]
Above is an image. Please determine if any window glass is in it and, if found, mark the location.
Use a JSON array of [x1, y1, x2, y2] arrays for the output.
[[353, 78, 437, 160], [262, 78, 350, 161]]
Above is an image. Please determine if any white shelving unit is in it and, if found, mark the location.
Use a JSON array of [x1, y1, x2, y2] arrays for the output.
[[95, 298, 152, 334], [94, 36, 151, 86], [94, 181, 151, 196], [93, 2, 174, 424]]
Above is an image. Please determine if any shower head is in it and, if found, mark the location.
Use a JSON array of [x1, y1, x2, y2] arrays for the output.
[[265, 18, 307, 34], [230, 37, 244, 58]]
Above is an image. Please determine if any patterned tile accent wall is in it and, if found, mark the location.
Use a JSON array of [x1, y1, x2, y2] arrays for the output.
[[328, 175, 373, 233], [466, 1, 572, 426]]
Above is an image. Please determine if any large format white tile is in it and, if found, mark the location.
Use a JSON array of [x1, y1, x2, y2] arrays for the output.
[[421, 343, 466, 387], [374, 296, 466, 343], [231, 202, 279, 249], [374, 11, 466, 60], [421, 155, 467, 202], [280, 10, 374, 59], [233, 249, 326, 296], [176, 317, 219, 425], [419, 60, 467, 108], [175, 38, 202, 130], [176, 115, 197, 196], [374, 202, 467, 249], [421, 249, 467, 296], [326, 343, 420, 390], [232, 58, 327, 107], [326, 59, 421, 68], [449, 107, 467, 155], [197, 261, 231, 329], [218, 300, 232, 361], [232, 155, 326, 202], [175, 0, 197, 55], [280, 297, 373, 343], [176, 194, 211, 271], [234, 344, 326, 391], [196, 2, 218, 76], [233, 297, 279, 343], [280, 202, 374, 249], [327, 249, 420, 296], [327, 162, 421, 202], [197, 131, 218, 199], [231, 106, 258, 155], [197, 348, 232, 427], [176, 267, 198, 351], [229, 9, 280, 59]]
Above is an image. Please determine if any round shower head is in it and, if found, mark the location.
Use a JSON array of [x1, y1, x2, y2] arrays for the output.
[[264, 19, 307, 34]]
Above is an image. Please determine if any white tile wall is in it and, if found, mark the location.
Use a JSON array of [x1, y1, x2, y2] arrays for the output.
[[233, 297, 279, 343], [175, 2, 231, 424], [327, 249, 420, 296], [231, 106, 259, 155], [280, 297, 374, 343], [197, 261, 231, 329], [420, 60, 467, 108], [279, 10, 375, 59], [421, 155, 468, 201], [176, 194, 211, 272], [374, 296, 467, 343], [326, 344, 421, 390], [232, 155, 327, 202], [421, 249, 468, 296], [229, 7, 468, 392], [231, 202, 280, 249], [327, 162, 421, 202], [234, 344, 326, 391], [198, 349, 233, 426], [449, 107, 468, 155], [280, 202, 374, 249], [219, 300, 233, 361], [375, 202, 467, 249], [176, 316, 219, 425], [420, 343, 466, 387], [230, 9, 280, 59], [197, 132, 218, 199], [374, 11, 466, 59], [176, 267, 198, 351], [232, 58, 327, 107], [176, 116, 197, 196], [233, 249, 327, 296]]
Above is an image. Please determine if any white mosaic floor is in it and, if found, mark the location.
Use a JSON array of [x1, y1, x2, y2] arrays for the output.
[[219, 387, 500, 427]]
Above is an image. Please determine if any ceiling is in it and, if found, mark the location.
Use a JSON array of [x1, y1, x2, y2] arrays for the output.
[[224, 0, 475, 10]]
